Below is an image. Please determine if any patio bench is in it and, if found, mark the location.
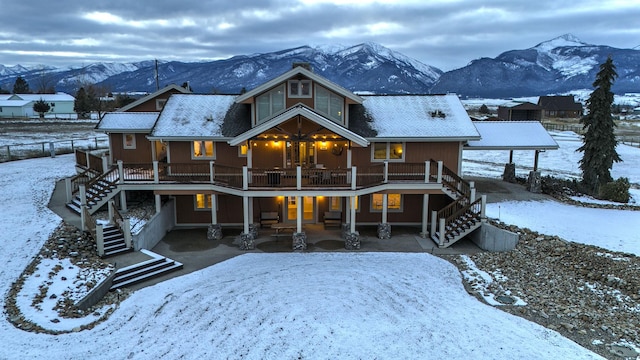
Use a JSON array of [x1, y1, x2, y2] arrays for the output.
[[323, 211, 342, 227], [260, 212, 280, 228]]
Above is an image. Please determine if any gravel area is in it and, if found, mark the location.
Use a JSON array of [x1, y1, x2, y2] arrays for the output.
[[445, 219, 640, 360]]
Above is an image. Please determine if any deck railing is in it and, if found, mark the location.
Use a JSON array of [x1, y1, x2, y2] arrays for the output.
[[93, 160, 472, 193]]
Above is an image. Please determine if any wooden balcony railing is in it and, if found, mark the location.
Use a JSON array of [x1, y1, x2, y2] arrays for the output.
[[106, 160, 467, 193]]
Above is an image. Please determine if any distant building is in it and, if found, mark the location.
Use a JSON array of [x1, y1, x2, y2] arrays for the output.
[[497, 101, 542, 121], [0, 92, 76, 119], [537, 95, 583, 118]]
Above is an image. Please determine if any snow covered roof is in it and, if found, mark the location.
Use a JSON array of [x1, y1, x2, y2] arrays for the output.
[[97, 112, 159, 132], [359, 94, 480, 140], [0, 100, 31, 107], [5, 93, 75, 101], [150, 95, 238, 139], [466, 121, 559, 150], [117, 84, 191, 112]]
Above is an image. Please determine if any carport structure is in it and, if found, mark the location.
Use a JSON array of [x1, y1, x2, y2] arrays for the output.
[[465, 121, 559, 191]]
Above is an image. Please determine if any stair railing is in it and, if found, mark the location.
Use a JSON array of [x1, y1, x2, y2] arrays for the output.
[[109, 200, 132, 249], [73, 167, 119, 207], [431, 196, 485, 246], [431, 159, 472, 199]]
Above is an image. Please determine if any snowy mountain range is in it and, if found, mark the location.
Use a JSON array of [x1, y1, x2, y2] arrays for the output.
[[1, 35, 639, 97]]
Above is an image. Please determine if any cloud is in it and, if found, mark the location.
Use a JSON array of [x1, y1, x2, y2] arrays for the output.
[[0, 0, 638, 71]]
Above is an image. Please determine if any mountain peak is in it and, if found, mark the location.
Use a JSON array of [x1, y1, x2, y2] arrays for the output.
[[533, 34, 590, 52]]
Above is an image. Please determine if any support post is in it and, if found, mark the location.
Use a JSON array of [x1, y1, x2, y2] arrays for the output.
[[425, 160, 430, 183], [381, 193, 388, 223], [421, 194, 429, 236], [79, 184, 87, 206], [108, 200, 115, 224], [210, 194, 217, 224], [85, 151, 90, 170], [209, 161, 215, 183], [120, 190, 127, 212], [346, 145, 352, 168], [296, 196, 302, 233], [242, 196, 250, 234], [96, 224, 104, 257], [117, 160, 124, 184], [155, 194, 161, 214], [351, 166, 357, 190], [350, 196, 356, 234], [102, 155, 109, 174], [242, 166, 249, 190], [383, 161, 389, 183], [65, 177, 72, 203], [470, 181, 476, 202], [439, 218, 446, 246], [153, 161, 159, 183], [430, 210, 437, 238], [437, 161, 443, 183], [297, 166, 302, 190], [481, 195, 487, 219], [123, 218, 132, 248], [533, 150, 540, 171]]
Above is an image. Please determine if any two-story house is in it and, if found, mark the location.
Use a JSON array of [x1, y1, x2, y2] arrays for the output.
[[73, 64, 485, 253]]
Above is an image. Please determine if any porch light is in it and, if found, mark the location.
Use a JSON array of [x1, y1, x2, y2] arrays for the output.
[[320, 141, 328, 150]]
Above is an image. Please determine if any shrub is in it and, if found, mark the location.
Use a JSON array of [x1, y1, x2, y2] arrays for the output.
[[598, 177, 630, 203]]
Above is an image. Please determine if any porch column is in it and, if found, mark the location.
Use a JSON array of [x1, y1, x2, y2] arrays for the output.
[[210, 194, 217, 224], [383, 161, 389, 183], [296, 195, 302, 233], [117, 160, 124, 185], [345, 195, 351, 224], [120, 190, 127, 212], [437, 161, 443, 183], [247, 145, 253, 168], [349, 196, 356, 234], [425, 160, 431, 183], [381, 194, 388, 223], [533, 150, 540, 171], [470, 181, 476, 202], [153, 161, 159, 183], [155, 194, 161, 214], [346, 143, 352, 168], [242, 196, 250, 234], [421, 194, 429, 236], [248, 196, 254, 225]]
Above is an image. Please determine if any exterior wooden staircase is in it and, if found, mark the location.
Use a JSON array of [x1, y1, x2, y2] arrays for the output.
[[66, 167, 119, 215], [110, 249, 183, 290], [430, 162, 485, 248], [102, 225, 133, 257]]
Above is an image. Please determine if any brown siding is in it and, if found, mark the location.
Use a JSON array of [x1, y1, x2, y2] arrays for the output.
[[110, 133, 154, 164], [350, 142, 460, 171], [126, 89, 184, 112], [168, 141, 247, 166], [175, 194, 244, 225], [355, 194, 450, 223]]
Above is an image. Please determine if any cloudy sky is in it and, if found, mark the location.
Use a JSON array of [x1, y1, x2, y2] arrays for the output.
[[1, 0, 639, 71]]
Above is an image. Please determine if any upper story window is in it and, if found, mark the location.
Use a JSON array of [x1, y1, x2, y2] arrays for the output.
[[193, 140, 215, 159], [315, 86, 344, 122], [123, 134, 136, 149], [256, 84, 285, 122], [372, 142, 404, 161], [288, 80, 312, 98]]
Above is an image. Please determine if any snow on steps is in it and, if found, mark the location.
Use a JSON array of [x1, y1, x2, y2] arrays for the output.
[[110, 249, 183, 290]]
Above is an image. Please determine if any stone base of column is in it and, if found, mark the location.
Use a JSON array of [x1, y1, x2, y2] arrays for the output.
[[527, 170, 542, 193], [292, 232, 307, 251], [345, 232, 360, 250], [249, 223, 259, 239], [239, 233, 255, 250], [341, 223, 352, 239], [377, 223, 391, 240], [207, 224, 223, 241], [503, 163, 516, 183]]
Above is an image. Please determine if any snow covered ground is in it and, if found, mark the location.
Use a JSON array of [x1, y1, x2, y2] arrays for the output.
[[0, 130, 638, 359]]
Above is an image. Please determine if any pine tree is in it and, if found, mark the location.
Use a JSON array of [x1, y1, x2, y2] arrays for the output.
[[12, 76, 31, 94], [74, 87, 90, 118], [577, 56, 621, 194], [33, 98, 51, 118]]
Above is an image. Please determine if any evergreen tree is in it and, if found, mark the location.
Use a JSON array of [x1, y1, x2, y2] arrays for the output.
[[74, 87, 90, 118], [33, 98, 51, 118], [479, 104, 490, 114], [577, 56, 621, 193], [12, 76, 31, 94]]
